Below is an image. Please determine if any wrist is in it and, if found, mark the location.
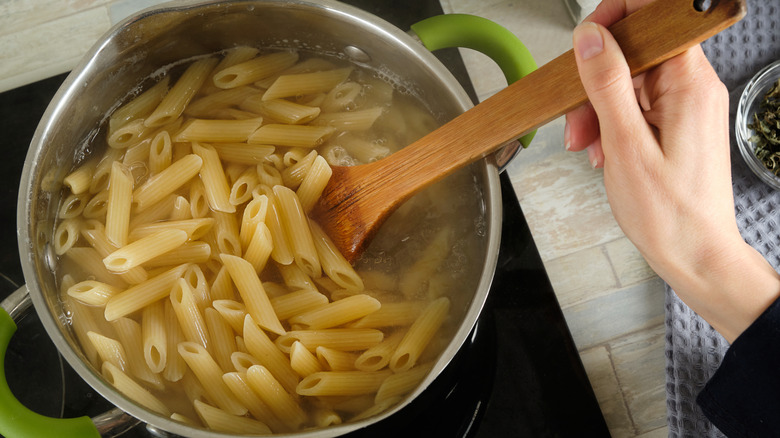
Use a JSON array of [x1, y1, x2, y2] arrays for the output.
[[656, 237, 780, 343]]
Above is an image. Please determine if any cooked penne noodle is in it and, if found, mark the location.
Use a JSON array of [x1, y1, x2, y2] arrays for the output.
[[213, 51, 299, 89], [374, 362, 434, 404], [276, 262, 315, 291], [108, 118, 151, 149], [243, 222, 273, 273], [102, 362, 171, 416], [170, 195, 191, 221], [262, 67, 352, 101], [204, 307, 236, 372], [247, 124, 335, 148], [290, 340, 323, 377], [104, 263, 189, 321], [129, 218, 215, 241], [275, 329, 384, 354], [144, 241, 211, 267], [311, 107, 384, 131], [315, 346, 359, 371], [87, 331, 128, 372], [312, 406, 342, 428], [122, 138, 152, 168], [209, 267, 236, 302], [109, 76, 170, 132], [103, 229, 188, 272], [192, 143, 236, 213], [308, 219, 363, 291], [133, 154, 203, 212], [354, 330, 406, 372], [297, 155, 332, 213], [177, 342, 247, 416], [183, 264, 210, 311], [62, 247, 126, 289], [142, 300, 167, 374], [162, 299, 187, 382], [348, 301, 423, 329], [59, 192, 90, 219], [242, 315, 299, 394], [257, 162, 283, 186], [239, 194, 268, 248], [186, 85, 259, 117], [211, 143, 274, 164], [245, 365, 306, 431], [222, 372, 286, 433], [193, 400, 270, 434], [176, 118, 263, 143], [64, 158, 99, 195], [273, 185, 320, 278], [129, 193, 177, 229], [170, 278, 210, 351], [148, 130, 173, 174], [112, 317, 164, 389], [104, 162, 134, 247], [188, 177, 210, 219], [334, 133, 390, 164], [230, 351, 260, 373], [211, 210, 242, 256], [254, 57, 337, 89], [67, 280, 121, 306], [389, 297, 450, 372], [296, 370, 392, 397], [82, 190, 108, 220], [241, 97, 320, 125], [169, 412, 199, 427], [89, 148, 124, 194], [320, 81, 362, 112], [220, 255, 284, 335], [400, 227, 452, 298], [350, 396, 402, 423], [53, 218, 82, 255], [270, 289, 328, 321], [214, 46, 262, 75], [281, 149, 316, 189], [229, 169, 259, 206], [212, 300, 246, 334], [290, 295, 380, 330], [145, 57, 218, 127], [81, 220, 149, 284]]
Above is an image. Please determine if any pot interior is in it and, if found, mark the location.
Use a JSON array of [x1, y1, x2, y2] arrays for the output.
[[19, 0, 501, 435]]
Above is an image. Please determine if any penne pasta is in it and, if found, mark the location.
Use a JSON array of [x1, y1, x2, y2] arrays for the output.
[[309, 219, 363, 291], [245, 365, 306, 431], [262, 67, 352, 101], [145, 57, 219, 127], [297, 155, 332, 213], [289, 340, 323, 377], [109, 76, 170, 132], [67, 280, 121, 306], [53, 218, 82, 256], [133, 154, 203, 212], [212, 143, 275, 164], [87, 331, 128, 372], [374, 362, 433, 404], [289, 295, 380, 330], [177, 342, 247, 416], [273, 185, 321, 278], [204, 307, 236, 372], [222, 372, 287, 433], [212, 300, 246, 334], [247, 124, 335, 148], [103, 229, 188, 272], [270, 289, 328, 321], [162, 300, 187, 382], [192, 142, 235, 213], [111, 317, 164, 390], [213, 51, 299, 89], [242, 315, 299, 394], [389, 297, 450, 372], [241, 97, 320, 125], [170, 278, 210, 351], [102, 362, 171, 416], [142, 300, 167, 374], [129, 218, 215, 241], [220, 255, 284, 335], [104, 263, 189, 321], [315, 346, 359, 371], [177, 118, 263, 143], [296, 370, 392, 397], [275, 328, 384, 354], [193, 400, 270, 434]]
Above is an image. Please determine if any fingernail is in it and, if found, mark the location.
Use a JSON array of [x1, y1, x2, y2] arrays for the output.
[[564, 120, 571, 151], [574, 22, 604, 60]]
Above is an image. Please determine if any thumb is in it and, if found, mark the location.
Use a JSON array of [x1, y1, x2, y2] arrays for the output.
[[572, 22, 646, 149]]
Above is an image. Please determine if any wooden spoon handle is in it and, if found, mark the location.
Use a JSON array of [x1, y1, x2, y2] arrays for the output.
[[368, 0, 745, 192]]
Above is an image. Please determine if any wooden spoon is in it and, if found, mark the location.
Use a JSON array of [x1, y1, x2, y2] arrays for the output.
[[311, 0, 746, 262]]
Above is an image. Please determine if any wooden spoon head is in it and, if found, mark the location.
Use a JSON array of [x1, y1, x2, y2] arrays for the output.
[[310, 163, 401, 263]]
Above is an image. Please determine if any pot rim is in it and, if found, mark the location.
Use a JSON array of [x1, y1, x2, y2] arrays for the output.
[[17, 1, 502, 436]]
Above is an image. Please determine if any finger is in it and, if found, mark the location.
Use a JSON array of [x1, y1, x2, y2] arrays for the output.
[[572, 22, 652, 162], [586, 138, 605, 169], [564, 102, 600, 152], [585, 0, 656, 27]]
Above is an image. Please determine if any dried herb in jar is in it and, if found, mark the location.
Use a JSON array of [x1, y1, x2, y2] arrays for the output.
[[749, 78, 780, 175]]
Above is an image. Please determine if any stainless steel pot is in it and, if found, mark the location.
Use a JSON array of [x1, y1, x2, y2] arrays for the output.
[[1, 1, 536, 436]]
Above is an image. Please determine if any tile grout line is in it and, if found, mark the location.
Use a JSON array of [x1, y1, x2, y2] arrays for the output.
[[604, 342, 641, 437]]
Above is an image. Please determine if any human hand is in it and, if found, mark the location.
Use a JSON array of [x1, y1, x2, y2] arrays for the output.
[[565, 0, 780, 342]]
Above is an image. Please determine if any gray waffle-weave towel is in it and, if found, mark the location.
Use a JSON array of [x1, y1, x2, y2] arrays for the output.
[[665, 1, 780, 437]]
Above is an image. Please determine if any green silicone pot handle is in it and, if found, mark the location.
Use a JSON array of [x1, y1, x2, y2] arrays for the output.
[[0, 308, 100, 438], [410, 14, 538, 147]]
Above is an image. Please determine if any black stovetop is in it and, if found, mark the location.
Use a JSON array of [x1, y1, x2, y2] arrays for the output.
[[0, 1, 609, 437]]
